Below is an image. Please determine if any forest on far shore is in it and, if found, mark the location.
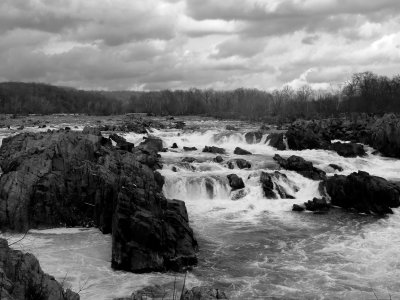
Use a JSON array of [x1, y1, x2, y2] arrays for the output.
[[1, 71, 399, 121]]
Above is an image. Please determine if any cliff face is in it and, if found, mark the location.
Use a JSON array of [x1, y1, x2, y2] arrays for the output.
[[0, 130, 198, 273], [0, 238, 79, 300]]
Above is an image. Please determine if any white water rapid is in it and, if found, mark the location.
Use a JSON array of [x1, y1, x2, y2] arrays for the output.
[[1, 117, 400, 299]]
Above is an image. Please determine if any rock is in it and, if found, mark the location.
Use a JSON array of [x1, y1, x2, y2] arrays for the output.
[[184, 146, 197, 151], [231, 188, 250, 201], [331, 142, 366, 157], [227, 174, 245, 190], [130, 285, 167, 299], [82, 126, 102, 136], [292, 204, 305, 212], [182, 157, 197, 163], [329, 164, 343, 172], [266, 133, 287, 150], [225, 125, 238, 131], [285, 121, 331, 151], [260, 171, 297, 199], [213, 156, 224, 163], [171, 143, 178, 149], [109, 133, 135, 152], [273, 154, 326, 181], [174, 121, 186, 129], [65, 126, 71, 131], [304, 197, 330, 212], [326, 171, 400, 215], [203, 146, 225, 154], [17, 125, 24, 130], [227, 159, 251, 169], [172, 166, 178, 172], [0, 238, 79, 300], [233, 147, 252, 155], [181, 287, 228, 300], [367, 114, 400, 158], [245, 131, 263, 144], [0, 131, 198, 273], [138, 136, 163, 153]]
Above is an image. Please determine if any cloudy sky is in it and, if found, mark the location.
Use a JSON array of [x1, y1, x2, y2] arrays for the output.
[[1, 0, 400, 91]]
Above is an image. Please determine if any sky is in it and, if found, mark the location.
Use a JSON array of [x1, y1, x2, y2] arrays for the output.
[[1, 0, 400, 91]]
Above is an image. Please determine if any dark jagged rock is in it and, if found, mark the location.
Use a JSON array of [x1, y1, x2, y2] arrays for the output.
[[213, 156, 224, 163], [227, 174, 245, 190], [326, 171, 400, 215], [292, 204, 305, 212], [181, 287, 228, 300], [225, 125, 238, 131], [304, 197, 330, 212], [184, 146, 197, 151], [331, 142, 366, 157], [329, 164, 343, 172], [171, 143, 178, 149], [0, 238, 79, 300], [266, 133, 287, 150], [138, 136, 163, 154], [245, 131, 263, 144], [227, 159, 251, 169], [260, 171, 297, 199], [273, 154, 326, 181], [82, 126, 102, 136], [233, 147, 252, 155], [203, 146, 226, 154], [0, 130, 198, 273], [109, 133, 135, 152]]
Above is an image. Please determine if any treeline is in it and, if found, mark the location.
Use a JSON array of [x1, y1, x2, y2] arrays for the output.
[[0, 82, 122, 115], [1, 72, 400, 120]]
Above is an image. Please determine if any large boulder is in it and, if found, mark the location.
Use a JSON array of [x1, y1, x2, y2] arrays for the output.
[[0, 131, 198, 273], [266, 133, 287, 150], [331, 142, 365, 157], [203, 146, 226, 154], [273, 154, 326, 181], [368, 114, 400, 158], [0, 238, 79, 300], [285, 121, 331, 151], [233, 147, 252, 155], [227, 174, 245, 190], [244, 131, 263, 144], [326, 171, 400, 215]]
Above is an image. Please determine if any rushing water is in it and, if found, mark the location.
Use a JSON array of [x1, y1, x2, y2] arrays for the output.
[[1, 117, 400, 299]]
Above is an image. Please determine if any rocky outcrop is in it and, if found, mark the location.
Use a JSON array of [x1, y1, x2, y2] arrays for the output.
[[227, 174, 245, 190], [304, 197, 330, 212], [260, 171, 298, 199], [0, 238, 79, 300], [227, 159, 251, 169], [326, 171, 400, 215], [109, 133, 135, 152], [331, 142, 365, 157], [273, 155, 326, 181], [266, 133, 287, 150], [244, 131, 263, 144], [184, 147, 197, 151], [0, 130, 198, 273], [233, 147, 252, 155], [368, 114, 400, 158], [203, 146, 225, 154]]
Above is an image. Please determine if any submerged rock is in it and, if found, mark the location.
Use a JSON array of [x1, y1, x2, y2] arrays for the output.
[[227, 174, 245, 190], [0, 130, 198, 273], [227, 158, 251, 169], [182, 157, 197, 163], [326, 171, 400, 215], [273, 154, 326, 181], [0, 238, 79, 300], [260, 171, 297, 199], [231, 188, 250, 201], [234, 147, 252, 155], [203, 146, 226, 154]]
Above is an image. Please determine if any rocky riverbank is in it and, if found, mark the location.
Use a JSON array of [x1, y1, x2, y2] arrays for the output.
[[0, 238, 79, 300], [0, 128, 198, 273]]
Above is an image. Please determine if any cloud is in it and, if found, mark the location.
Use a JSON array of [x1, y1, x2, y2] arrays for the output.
[[0, 0, 399, 90]]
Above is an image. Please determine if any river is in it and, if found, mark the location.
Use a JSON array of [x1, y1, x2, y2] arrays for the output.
[[1, 117, 400, 299]]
